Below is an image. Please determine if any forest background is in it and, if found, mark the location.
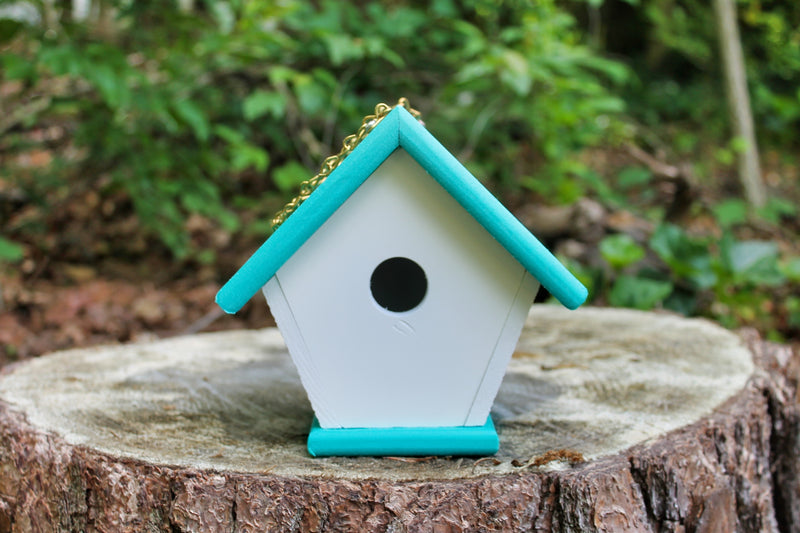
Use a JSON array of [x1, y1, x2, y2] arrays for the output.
[[1, 0, 799, 362]]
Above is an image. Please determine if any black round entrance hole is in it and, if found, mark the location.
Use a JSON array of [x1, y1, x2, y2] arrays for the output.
[[370, 257, 427, 313]]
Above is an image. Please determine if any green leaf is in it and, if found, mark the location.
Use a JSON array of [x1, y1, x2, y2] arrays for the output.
[[38, 44, 83, 76], [268, 66, 297, 85], [0, 52, 34, 80], [730, 136, 749, 154], [649, 224, 716, 288], [720, 238, 784, 286], [293, 78, 328, 114], [712, 199, 748, 228], [787, 297, 800, 328], [361, 36, 404, 67], [0, 19, 24, 45], [616, 166, 652, 189], [215, 210, 241, 232], [780, 257, 800, 282], [214, 125, 244, 144], [757, 197, 797, 224], [599, 234, 645, 270], [455, 61, 493, 84], [0, 237, 24, 262], [431, 0, 458, 17], [173, 99, 210, 141], [243, 90, 286, 121], [210, 1, 235, 33], [580, 55, 631, 85], [181, 191, 207, 213], [89, 63, 128, 108], [663, 290, 698, 316], [214, 125, 268, 171], [499, 49, 532, 95], [272, 161, 309, 192], [323, 34, 364, 66], [609, 275, 673, 310], [231, 144, 269, 172], [723, 240, 778, 274]]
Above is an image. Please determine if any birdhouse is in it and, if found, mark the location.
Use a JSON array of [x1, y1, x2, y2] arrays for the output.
[[216, 99, 587, 457]]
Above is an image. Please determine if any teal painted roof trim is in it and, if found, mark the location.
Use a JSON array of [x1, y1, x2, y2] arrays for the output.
[[396, 110, 587, 310], [216, 111, 400, 313], [216, 106, 587, 313]]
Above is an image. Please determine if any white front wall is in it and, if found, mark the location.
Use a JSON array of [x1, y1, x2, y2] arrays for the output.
[[265, 149, 539, 428]]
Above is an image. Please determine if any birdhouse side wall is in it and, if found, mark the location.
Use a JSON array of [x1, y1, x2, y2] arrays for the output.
[[464, 271, 539, 426]]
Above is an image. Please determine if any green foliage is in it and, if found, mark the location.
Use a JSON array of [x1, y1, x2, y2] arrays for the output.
[[2, 1, 797, 340], [648, 225, 787, 293], [756, 197, 798, 224], [609, 275, 673, 310], [742, 2, 800, 146], [602, 0, 800, 151], [599, 234, 645, 270], [0, 237, 24, 263], [710, 196, 798, 234], [594, 221, 795, 335], [787, 297, 800, 330], [712, 199, 749, 228], [781, 257, 800, 283], [272, 162, 310, 193], [243, 91, 287, 122], [616, 166, 653, 190], [1, 0, 629, 258], [649, 224, 716, 289], [718, 235, 784, 287]]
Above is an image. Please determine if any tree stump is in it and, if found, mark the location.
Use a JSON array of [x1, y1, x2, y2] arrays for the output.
[[0, 307, 797, 532]]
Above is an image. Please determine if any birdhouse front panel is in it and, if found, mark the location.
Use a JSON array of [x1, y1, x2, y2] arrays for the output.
[[264, 149, 540, 429]]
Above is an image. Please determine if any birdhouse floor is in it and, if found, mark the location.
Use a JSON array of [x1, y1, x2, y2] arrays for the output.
[[307, 417, 499, 457]]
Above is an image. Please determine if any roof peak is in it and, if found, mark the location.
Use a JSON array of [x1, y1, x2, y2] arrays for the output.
[[216, 104, 587, 314], [271, 98, 422, 231]]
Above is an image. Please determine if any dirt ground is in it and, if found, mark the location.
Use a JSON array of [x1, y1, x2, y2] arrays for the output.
[[0, 260, 275, 366]]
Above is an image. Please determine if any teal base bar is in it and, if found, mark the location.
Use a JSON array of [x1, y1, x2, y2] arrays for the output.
[[307, 417, 499, 457]]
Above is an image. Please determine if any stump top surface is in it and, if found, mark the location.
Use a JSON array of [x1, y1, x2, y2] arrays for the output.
[[0, 307, 754, 480]]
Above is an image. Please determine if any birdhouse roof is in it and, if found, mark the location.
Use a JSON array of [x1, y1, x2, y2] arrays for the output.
[[216, 105, 587, 314]]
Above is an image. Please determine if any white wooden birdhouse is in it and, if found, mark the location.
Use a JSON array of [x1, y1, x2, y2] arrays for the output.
[[216, 99, 587, 457]]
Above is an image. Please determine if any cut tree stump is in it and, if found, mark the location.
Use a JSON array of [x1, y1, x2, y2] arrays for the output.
[[0, 307, 797, 532]]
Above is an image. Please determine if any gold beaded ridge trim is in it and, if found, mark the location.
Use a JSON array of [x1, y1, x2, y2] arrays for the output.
[[270, 97, 422, 231]]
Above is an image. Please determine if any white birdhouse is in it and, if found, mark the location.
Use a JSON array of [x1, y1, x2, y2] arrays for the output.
[[216, 100, 587, 457]]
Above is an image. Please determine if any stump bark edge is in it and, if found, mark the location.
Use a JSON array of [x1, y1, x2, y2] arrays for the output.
[[0, 330, 797, 532]]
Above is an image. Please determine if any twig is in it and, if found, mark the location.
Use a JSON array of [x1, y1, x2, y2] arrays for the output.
[[182, 307, 225, 335], [624, 143, 682, 180], [471, 456, 502, 473], [385, 456, 436, 463], [625, 143, 697, 221]]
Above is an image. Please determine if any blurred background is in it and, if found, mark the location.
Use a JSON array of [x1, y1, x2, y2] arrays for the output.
[[1, 0, 798, 362]]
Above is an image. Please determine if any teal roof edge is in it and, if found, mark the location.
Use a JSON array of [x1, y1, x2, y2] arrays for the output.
[[216, 106, 587, 313], [396, 110, 588, 310], [215, 110, 401, 313]]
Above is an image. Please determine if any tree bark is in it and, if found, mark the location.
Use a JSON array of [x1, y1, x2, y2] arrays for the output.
[[713, 0, 767, 207], [0, 307, 797, 532]]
